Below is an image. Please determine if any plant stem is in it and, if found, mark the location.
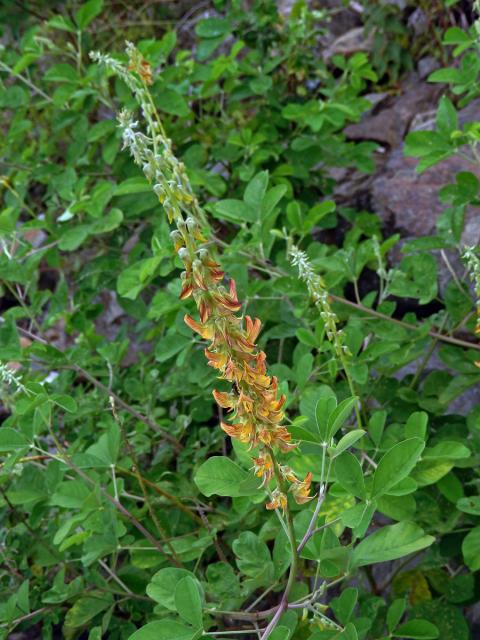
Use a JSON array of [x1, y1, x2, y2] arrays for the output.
[[261, 448, 299, 640], [340, 352, 363, 429], [297, 489, 327, 554], [45, 424, 181, 567], [13, 324, 182, 450], [116, 465, 203, 525], [409, 314, 449, 390]]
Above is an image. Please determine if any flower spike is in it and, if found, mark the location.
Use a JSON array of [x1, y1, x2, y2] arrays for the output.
[[94, 43, 312, 509]]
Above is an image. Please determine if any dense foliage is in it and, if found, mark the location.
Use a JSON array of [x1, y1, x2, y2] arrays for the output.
[[0, 2, 479, 639]]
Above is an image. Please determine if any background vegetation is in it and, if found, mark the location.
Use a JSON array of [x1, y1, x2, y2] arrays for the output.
[[0, 1, 479, 639]]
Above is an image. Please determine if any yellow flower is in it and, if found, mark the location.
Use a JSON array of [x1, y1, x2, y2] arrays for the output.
[[220, 420, 254, 443], [266, 489, 288, 512], [252, 454, 274, 485], [290, 472, 314, 505]]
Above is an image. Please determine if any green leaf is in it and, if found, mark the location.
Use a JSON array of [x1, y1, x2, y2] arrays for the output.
[[147, 569, 198, 610], [117, 257, 162, 299], [326, 396, 357, 441], [0, 427, 30, 452], [330, 430, 365, 458], [128, 621, 201, 640], [59, 226, 90, 251], [50, 482, 92, 509], [91, 208, 123, 234], [456, 496, 480, 515], [387, 477, 418, 496], [156, 89, 190, 117], [387, 598, 406, 634], [51, 394, 78, 413], [413, 602, 469, 640], [155, 334, 191, 363], [115, 177, 151, 195], [0, 316, 21, 359], [413, 459, 454, 487], [371, 438, 424, 499], [304, 201, 336, 230], [48, 14, 77, 32], [213, 199, 255, 223], [436, 96, 457, 135], [233, 531, 274, 581], [174, 576, 203, 628], [335, 452, 366, 500], [338, 622, 358, 639], [351, 522, 434, 567], [315, 395, 338, 441], [262, 184, 287, 218], [404, 412, 428, 440], [64, 593, 112, 629], [86, 423, 121, 465], [462, 525, 480, 571], [244, 171, 269, 211], [44, 63, 79, 83], [195, 18, 230, 38], [368, 411, 386, 447], [194, 457, 258, 497], [422, 441, 470, 460], [389, 255, 438, 303], [330, 587, 358, 625], [76, 0, 103, 29], [393, 620, 439, 639], [404, 131, 451, 158]]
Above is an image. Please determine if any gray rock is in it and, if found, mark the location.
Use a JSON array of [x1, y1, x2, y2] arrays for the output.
[[371, 150, 480, 237], [407, 8, 428, 36], [417, 56, 440, 80], [345, 80, 442, 147], [323, 26, 374, 60]]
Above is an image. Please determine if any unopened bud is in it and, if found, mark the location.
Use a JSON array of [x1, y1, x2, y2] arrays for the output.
[[185, 217, 197, 232]]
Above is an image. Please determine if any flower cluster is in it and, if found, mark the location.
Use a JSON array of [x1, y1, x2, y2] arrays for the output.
[[0, 361, 27, 394], [463, 247, 480, 366], [92, 43, 312, 511], [290, 245, 351, 359]]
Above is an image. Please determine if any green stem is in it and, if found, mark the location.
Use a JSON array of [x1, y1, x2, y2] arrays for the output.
[[340, 353, 363, 430], [262, 448, 299, 640]]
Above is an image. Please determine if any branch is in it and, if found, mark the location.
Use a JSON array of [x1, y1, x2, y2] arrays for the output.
[[14, 324, 182, 450], [297, 487, 326, 554]]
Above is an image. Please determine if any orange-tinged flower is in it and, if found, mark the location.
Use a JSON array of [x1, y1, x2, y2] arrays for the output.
[[220, 420, 254, 443], [210, 268, 225, 282], [128, 58, 153, 85], [212, 389, 235, 409], [237, 390, 254, 414], [214, 291, 242, 313], [290, 471, 313, 504], [252, 454, 274, 485], [290, 472, 313, 505], [192, 265, 208, 291], [245, 316, 262, 343], [180, 282, 193, 300], [273, 426, 297, 452], [199, 298, 213, 323], [258, 428, 274, 446], [184, 315, 214, 340], [205, 349, 228, 370], [266, 489, 288, 512], [281, 466, 298, 484]]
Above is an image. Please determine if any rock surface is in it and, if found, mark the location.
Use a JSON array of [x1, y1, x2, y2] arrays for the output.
[[341, 81, 480, 238]]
